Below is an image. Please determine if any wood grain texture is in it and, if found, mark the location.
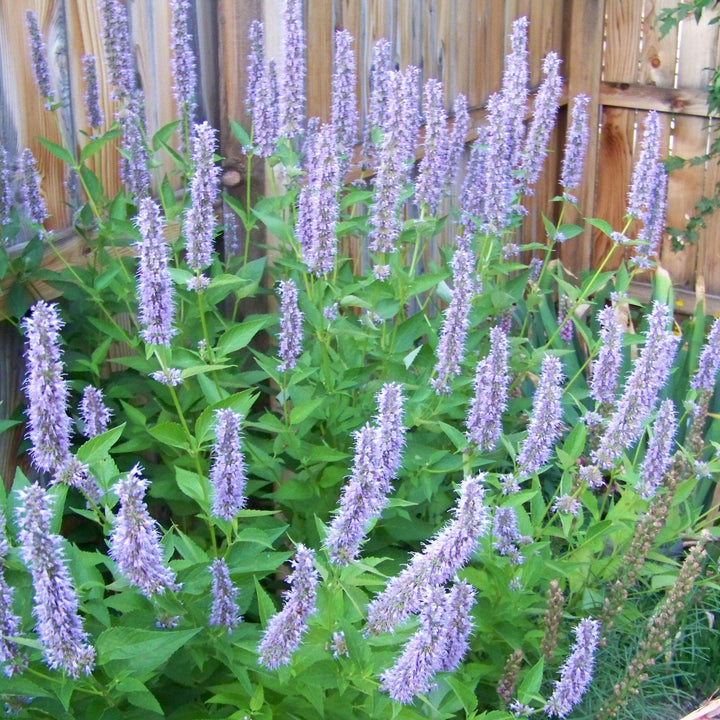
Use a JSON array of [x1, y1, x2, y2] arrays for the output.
[[0, 322, 26, 489]]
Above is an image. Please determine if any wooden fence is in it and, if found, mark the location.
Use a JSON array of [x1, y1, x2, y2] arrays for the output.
[[0, 0, 719, 481]]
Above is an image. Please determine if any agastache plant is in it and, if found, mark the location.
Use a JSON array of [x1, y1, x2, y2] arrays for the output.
[[135, 198, 176, 346], [416, 78, 450, 213], [437, 580, 476, 672], [590, 305, 625, 406], [18, 148, 48, 224], [636, 399, 677, 499], [118, 90, 151, 198], [210, 409, 247, 521], [81, 55, 104, 131], [98, 0, 135, 99], [25, 10, 54, 107], [109, 465, 180, 598], [277, 278, 304, 371], [80, 386, 112, 438], [516, 355, 565, 477], [544, 618, 600, 718], [257, 544, 319, 669], [364, 38, 392, 158], [465, 325, 511, 451], [331, 29, 358, 165], [365, 474, 489, 635], [560, 94, 590, 202], [209, 558, 242, 632], [17, 484, 95, 678], [0, 513, 25, 678], [279, 0, 306, 138], [0, 143, 12, 224], [185, 121, 220, 281], [691, 316, 720, 392], [169, 0, 197, 124]]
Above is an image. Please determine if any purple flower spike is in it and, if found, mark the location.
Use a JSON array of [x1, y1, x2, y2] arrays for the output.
[[561, 95, 590, 202], [81, 55, 104, 130], [637, 399, 676, 499], [246, 20, 265, 118], [169, 0, 197, 121], [257, 544, 319, 669], [628, 111, 662, 220], [18, 148, 48, 224], [431, 238, 478, 395], [118, 90, 151, 197], [151, 368, 183, 386], [466, 326, 511, 452], [557, 294, 574, 342], [26, 11, 54, 106], [518, 52, 563, 194], [279, 0, 306, 138], [209, 558, 242, 632], [374, 382, 406, 480], [446, 93, 470, 187], [493, 506, 531, 565], [0, 513, 25, 678], [460, 128, 489, 231], [516, 355, 564, 478], [17, 484, 95, 678], [594, 302, 678, 469], [210, 409, 247, 521], [277, 279, 304, 371], [416, 78, 450, 213], [438, 580, 476, 672], [135, 198, 176, 346], [398, 65, 422, 163], [633, 160, 667, 268], [0, 144, 13, 224], [185, 121, 220, 273], [109, 465, 180, 598], [379, 586, 451, 704], [80, 386, 112, 438], [545, 618, 600, 718], [325, 424, 385, 565], [331, 29, 358, 163], [98, 0, 135, 99], [23, 300, 71, 474], [590, 305, 624, 406], [298, 123, 341, 276], [254, 60, 280, 157], [365, 474, 489, 636], [692, 317, 720, 392], [365, 39, 392, 154]]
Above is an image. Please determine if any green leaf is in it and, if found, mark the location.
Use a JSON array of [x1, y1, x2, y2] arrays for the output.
[[517, 657, 544, 700], [195, 390, 258, 445], [438, 421, 467, 452], [79, 164, 104, 206], [148, 422, 190, 450], [79, 127, 121, 163], [152, 120, 182, 151], [251, 207, 292, 241], [403, 345, 423, 369], [289, 397, 325, 424], [180, 364, 231, 380], [230, 119, 252, 149], [175, 467, 210, 507], [76, 424, 126, 465], [216, 316, 273, 357], [586, 217, 614, 237], [38, 137, 75, 165], [96, 627, 201, 675], [116, 678, 164, 715], [254, 576, 277, 625]]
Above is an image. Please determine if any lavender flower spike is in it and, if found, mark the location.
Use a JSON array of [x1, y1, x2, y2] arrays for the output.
[[325, 424, 385, 565], [466, 325, 511, 451], [246, 20, 265, 118], [81, 55, 104, 130], [23, 300, 72, 474], [544, 618, 600, 718], [379, 587, 451, 704], [185, 121, 220, 274], [560, 95, 590, 202], [627, 111, 662, 220], [331, 29, 358, 163], [209, 558, 242, 632], [637, 399, 677, 500], [136, 198, 176, 346], [516, 355, 564, 478], [594, 301, 679, 469], [19, 148, 48, 224], [365, 474, 489, 635], [493, 506, 531, 565], [590, 305, 624, 406], [446, 93, 471, 187], [691, 316, 720, 392], [257, 544, 319, 669], [17, 484, 95, 678], [431, 236, 478, 394], [0, 513, 25, 678], [0, 144, 13, 224], [98, 0, 135, 99], [416, 78, 450, 213], [518, 51, 563, 194], [169, 0, 197, 121], [109, 465, 180, 597], [80, 386, 112, 438], [279, 0, 306, 138], [26, 11, 54, 106], [438, 580, 476, 672], [277, 279, 304, 371], [210, 409, 247, 521], [118, 90, 151, 197], [374, 382, 406, 481], [364, 39, 392, 156]]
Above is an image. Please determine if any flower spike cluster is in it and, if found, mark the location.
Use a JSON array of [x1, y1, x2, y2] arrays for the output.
[[80, 386, 112, 438], [277, 279, 304, 371], [331, 29, 358, 164], [590, 305, 624, 406], [17, 484, 95, 678], [691, 316, 720, 392], [365, 474, 489, 635], [18, 148, 48, 224], [209, 558, 242, 632], [636, 399, 677, 499], [279, 0, 306, 138], [210, 409, 247, 521], [98, 0, 135, 99], [257, 544, 319, 668], [81, 55, 104, 130], [109, 465, 180, 598], [169, 0, 197, 121], [560, 94, 590, 202], [0, 513, 25, 678], [26, 11, 54, 106]]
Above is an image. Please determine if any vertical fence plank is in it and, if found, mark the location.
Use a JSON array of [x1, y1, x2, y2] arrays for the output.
[[307, 0, 333, 122]]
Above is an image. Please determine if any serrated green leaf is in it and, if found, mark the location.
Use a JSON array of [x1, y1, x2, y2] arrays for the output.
[[148, 421, 190, 450], [76, 424, 125, 465], [216, 316, 273, 357], [38, 137, 75, 165], [79, 127, 121, 163]]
